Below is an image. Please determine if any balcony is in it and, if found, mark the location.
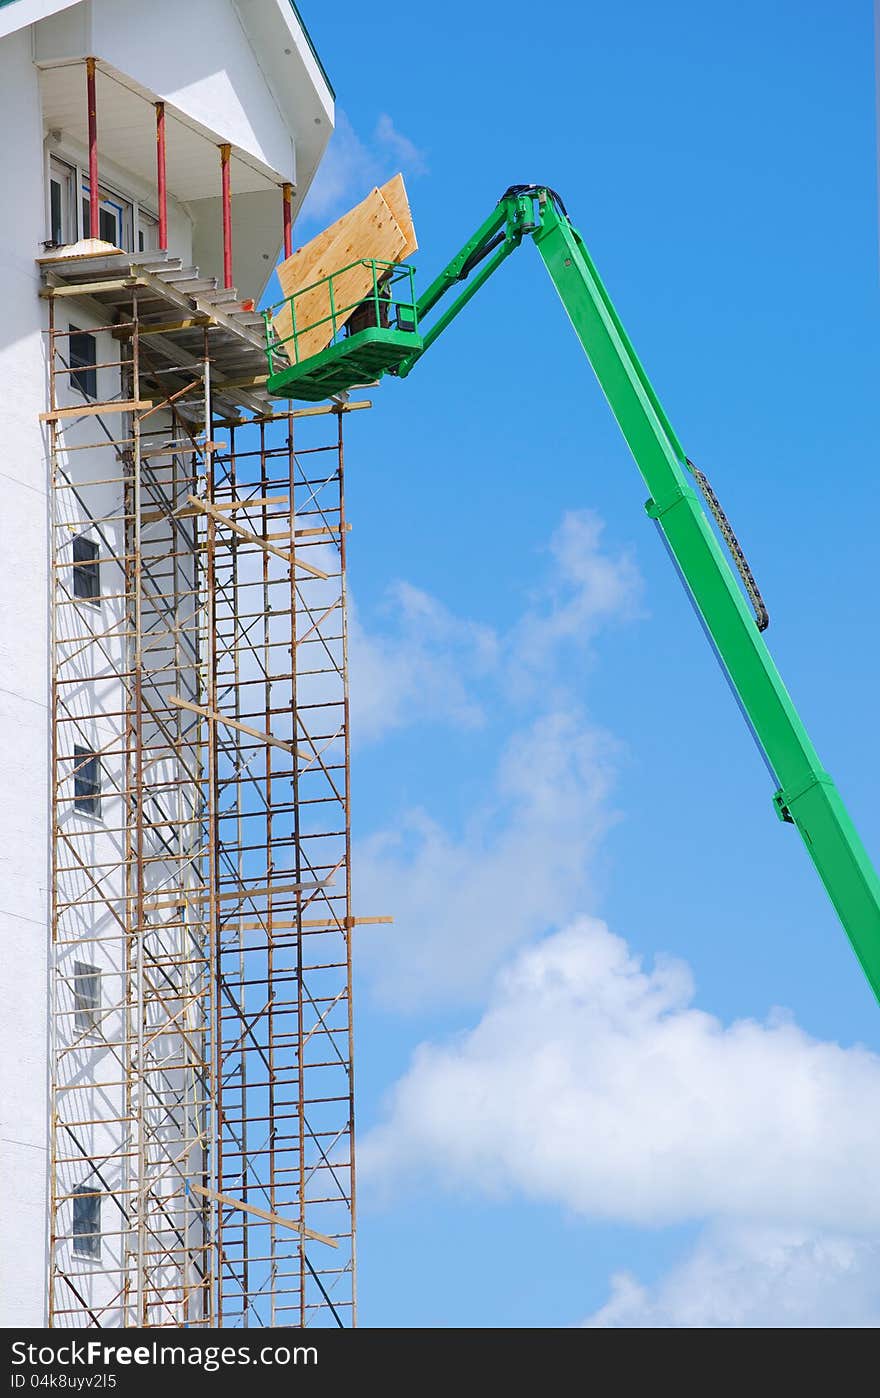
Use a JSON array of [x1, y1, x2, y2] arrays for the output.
[[39, 55, 301, 302]]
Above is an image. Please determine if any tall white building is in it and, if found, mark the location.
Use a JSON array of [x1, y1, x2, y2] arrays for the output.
[[0, 0, 359, 1329]]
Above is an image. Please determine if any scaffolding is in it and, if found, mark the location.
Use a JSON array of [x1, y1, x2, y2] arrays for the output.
[[44, 248, 363, 1327]]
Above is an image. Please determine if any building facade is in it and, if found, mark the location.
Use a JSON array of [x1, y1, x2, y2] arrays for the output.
[[0, 0, 358, 1328]]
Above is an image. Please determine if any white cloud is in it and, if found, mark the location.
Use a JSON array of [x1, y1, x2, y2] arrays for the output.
[[508, 511, 642, 696], [361, 918, 880, 1233], [355, 713, 619, 1007], [350, 508, 641, 1006], [298, 110, 427, 229], [344, 495, 879, 1325], [342, 495, 878, 1325], [584, 1223, 880, 1328], [374, 114, 428, 176], [299, 112, 380, 225], [349, 509, 641, 746], [348, 583, 498, 743]]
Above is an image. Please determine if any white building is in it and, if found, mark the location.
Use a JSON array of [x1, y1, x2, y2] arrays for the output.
[[0, 0, 356, 1328]]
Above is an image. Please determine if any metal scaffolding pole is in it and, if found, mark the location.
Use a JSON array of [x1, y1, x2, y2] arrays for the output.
[[44, 257, 364, 1327], [47, 301, 213, 1326]]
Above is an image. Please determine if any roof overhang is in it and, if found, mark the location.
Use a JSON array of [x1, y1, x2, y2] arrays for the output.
[[0, 0, 82, 39], [1, 1, 334, 205], [233, 1, 334, 209], [41, 59, 280, 201]]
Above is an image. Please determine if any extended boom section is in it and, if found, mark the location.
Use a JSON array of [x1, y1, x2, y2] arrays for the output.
[[530, 194, 880, 1001]]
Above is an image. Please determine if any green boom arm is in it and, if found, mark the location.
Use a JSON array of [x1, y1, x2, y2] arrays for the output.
[[398, 184, 880, 1003], [265, 185, 880, 1001]]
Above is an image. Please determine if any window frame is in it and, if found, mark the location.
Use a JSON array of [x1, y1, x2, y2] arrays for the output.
[[73, 961, 101, 1038], [80, 176, 133, 251], [73, 744, 102, 819], [137, 208, 159, 254], [72, 534, 101, 605], [68, 327, 98, 400], [47, 156, 75, 248], [72, 1183, 102, 1261], [46, 148, 157, 256]]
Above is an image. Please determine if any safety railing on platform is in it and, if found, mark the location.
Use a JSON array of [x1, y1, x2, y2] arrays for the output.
[[263, 259, 419, 375]]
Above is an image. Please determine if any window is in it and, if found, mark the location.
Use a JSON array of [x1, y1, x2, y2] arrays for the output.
[[73, 745, 101, 818], [68, 328, 97, 399], [48, 157, 74, 247], [73, 962, 101, 1037], [81, 181, 132, 250], [72, 535, 100, 603], [72, 1184, 101, 1260], [48, 159, 143, 250], [138, 210, 159, 254]]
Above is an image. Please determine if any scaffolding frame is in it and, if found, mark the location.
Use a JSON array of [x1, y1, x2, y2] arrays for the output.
[[44, 255, 363, 1327]]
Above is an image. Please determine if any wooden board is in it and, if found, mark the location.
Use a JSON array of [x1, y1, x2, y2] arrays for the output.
[[278, 174, 416, 305], [40, 399, 154, 421], [274, 185, 406, 360], [378, 174, 418, 258], [188, 1182, 337, 1248], [273, 174, 417, 362]]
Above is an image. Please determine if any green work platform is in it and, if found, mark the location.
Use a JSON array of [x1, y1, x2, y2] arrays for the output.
[[265, 325, 423, 401], [263, 257, 421, 402]]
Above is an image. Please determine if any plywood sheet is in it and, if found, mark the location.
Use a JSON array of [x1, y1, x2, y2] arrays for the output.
[[277, 208, 361, 297], [378, 174, 418, 258], [273, 175, 417, 362]]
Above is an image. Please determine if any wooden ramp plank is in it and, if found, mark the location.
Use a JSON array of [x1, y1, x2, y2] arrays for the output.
[[188, 1182, 337, 1248]]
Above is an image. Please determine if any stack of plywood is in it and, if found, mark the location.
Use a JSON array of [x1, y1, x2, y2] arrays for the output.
[[273, 173, 418, 362]]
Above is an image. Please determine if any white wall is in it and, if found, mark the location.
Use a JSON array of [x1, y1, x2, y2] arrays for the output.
[[189, 189, 282, 305], [95, 0, 294, 178], [0, 25, 51, 1329], [0, 28, 199, 1325], [0, 0, 331, 1326], [48, 339, 204, 1323], [50, 335, 129, 1322]]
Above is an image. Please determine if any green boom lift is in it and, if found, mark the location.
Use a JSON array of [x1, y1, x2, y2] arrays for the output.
[[262, 184, 880, 1005]]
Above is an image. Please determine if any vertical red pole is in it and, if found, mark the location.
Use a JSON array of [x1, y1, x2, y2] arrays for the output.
[[220, 143, 232, 289], [282, 182, 293, 260], [86, 58, 99, 239], [156, 101, 168, 251]]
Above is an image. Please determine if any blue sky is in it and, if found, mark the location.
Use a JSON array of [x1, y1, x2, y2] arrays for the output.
[[285, 0, 880, 1326]]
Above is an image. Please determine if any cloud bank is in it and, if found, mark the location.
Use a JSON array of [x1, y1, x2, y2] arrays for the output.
[[351, 510, 641, 1007], [362, 918, 880, 1233], [585, 1223, 880, 1328], [356, 716, 620, 1007], [349, 506, 880, 1326], [349, 509, 640, 745]]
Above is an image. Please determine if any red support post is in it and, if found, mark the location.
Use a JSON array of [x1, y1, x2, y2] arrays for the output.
[[86, 58, 99, 240], [282, 182, 293, 260], [220, 143, 233, 289], [156, 101, 168, 251]]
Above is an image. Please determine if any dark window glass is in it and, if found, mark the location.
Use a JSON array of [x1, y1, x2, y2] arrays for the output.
[[73, 745, 101, 818], [99, 207, 117, 244], [72, 535, 100, 603], [81, 197, 119, 247], [69, 329, 97, 399], [73, 962, 101, 1037], [50, 179, 63, 244], [72, 1184, 101, 1259]]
